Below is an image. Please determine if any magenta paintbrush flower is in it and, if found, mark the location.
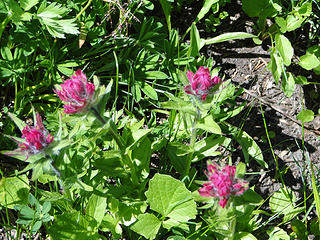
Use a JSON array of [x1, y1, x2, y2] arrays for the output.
[[5, 113, 53, 159], [198, 163, 248, 208], [55, 69, 95, 114], [184, 67, 221, 101]]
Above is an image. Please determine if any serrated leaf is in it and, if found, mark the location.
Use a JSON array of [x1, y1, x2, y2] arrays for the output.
[[20, 0, 39, 11], [130, 213, 161, 240], [275, 34, 293, 66], [145, 174, 197, 223]]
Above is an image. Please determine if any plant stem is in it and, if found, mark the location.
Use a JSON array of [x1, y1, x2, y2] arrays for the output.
[[90, 107, 125, 150], [184, 106, 200, 178], [76, 0, 92, 19], [90, 107, 139, 185]]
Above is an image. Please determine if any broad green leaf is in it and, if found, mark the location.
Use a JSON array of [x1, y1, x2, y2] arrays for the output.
[[269, 188, 303, 223], [145, 174, 197, 223], [100, 214, 122, 238], [296, 109, 314, 123], [242, 0, 269, 17], [141, 83, 158, 100], [281, 72, 295, 97], [204, 32, 257, 45], [275, 17, 287, 33], [195, 115, 221, 134], [195, 0, 219, 23], [286, 15, 303, 32], [194, 135, 227, 162], [299, 54, 320, 70], [268, 227, 290, 240], [130, 213, 161, 240], [294, 75, 308, 85], [167, 142, 190, 174], [86, 193, 107, 225], [31, 220, 42, 233], [275, 33, 293, 66], [20, 0, 39, 11], [235, 130, 267, 168], [0, 175, 30, 209], [48, 212, 100, 240]]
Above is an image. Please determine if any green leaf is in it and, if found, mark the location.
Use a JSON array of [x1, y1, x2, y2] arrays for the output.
[[48, 212, 100, 240], [1, 47, 13, 61], [86, 193, 107, 226], [286, 15, 303, 32], [291, 219, 308, 240], [268, 52, 283, 85], [204, 32, 257, 45], [299, 54, 320, 70], [294, 75, 309, 85], [130, 213, 161, 240], [144, 71, 168, 79], [296, 109, 314, 123], [242, 0, 269, 17], [145, 174, 197, 223], [235, 130, 267, 168], [20, 0, 39, 11], [269, 188, 304, 223], [281, 72, 295, 97], [8, 112, 26, 132], [31, 220, 42, 233], [0, 175, 30, 209], [234, 232, 258, 240], [141, 83, 158, 100], [275, 17, 287, 33], [275, 33, 293, 67], [167, 142, 191, 174], [42, 201, 51, 214], [195, 0, 219, 22], [188, 23, 202, 57], [268, 227, 290, 240], [195, 115, 221, 134]]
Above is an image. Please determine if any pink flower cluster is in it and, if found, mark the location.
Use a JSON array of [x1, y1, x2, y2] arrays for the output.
[[12, 113, 53, 159], [184, 67, 221, 101], [198, 163, 248, 208], [55, 69, 95, 114]]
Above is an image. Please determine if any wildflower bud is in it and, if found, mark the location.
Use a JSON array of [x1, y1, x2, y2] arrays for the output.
[[198, 163, 248, 208], [55, 69, 95, 114], [184, 67, 221, 101]]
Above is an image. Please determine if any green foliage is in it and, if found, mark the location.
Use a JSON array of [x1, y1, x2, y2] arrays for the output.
[[15, 193, 53, 234]]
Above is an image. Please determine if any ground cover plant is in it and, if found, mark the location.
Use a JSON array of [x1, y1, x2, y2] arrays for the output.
[[0, 0, 320, 239]]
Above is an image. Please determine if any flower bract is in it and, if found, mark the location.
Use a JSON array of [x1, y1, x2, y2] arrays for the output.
[[55, 69, 95, 114], [184, 67, 221, 101], [198, 163, 248, 208]]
